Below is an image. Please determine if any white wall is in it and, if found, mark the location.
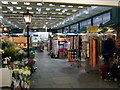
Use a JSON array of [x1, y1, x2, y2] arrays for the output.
[[31, 32, 49, 42]]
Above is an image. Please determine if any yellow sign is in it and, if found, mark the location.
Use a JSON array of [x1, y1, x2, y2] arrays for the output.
[[88, 26, 98, 33]]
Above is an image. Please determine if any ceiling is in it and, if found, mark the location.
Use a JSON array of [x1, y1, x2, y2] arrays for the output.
[[3, 0, 120, 7], [0, 1, 112, 30]]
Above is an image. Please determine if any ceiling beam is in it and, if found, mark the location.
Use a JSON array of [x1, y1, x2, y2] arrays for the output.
[[3, 0, 120, 7]]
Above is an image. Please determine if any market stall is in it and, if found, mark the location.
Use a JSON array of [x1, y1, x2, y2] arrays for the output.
[[0, 35, 36, 89]]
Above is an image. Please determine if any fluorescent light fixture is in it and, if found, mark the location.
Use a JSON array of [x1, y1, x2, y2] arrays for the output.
[[58, 13, 62, 15], [16, 7, 21, 9], [2, 11, 7, 13], [13, 11, 17, 13], [78, 6, 84, 8], [27, 7, 32, 10], [20, 12, 24, 13], [72, 10, 77, 12], [29, 12, 34, 14], [68, 5, 73, 8], [60, 5, 66, 7], [56, 8, 61, 11], [46, 8, 50, 11], [24, 2, 30, 5], [49, 4, 55, 6], [37, 3, 42, 6], [62, 10, 66, 13], [0, 7, 2, 9], [52, 13, 56, 14], [66, 13, 71, 15], [10, 9, 13, 11], [11, 2, 18, 5], [7, 7, 13, 9], [1, 1, 8, 4], [36, 8, 41, 12], [64, 9, 68, 11], [43, 12, 47, 14]]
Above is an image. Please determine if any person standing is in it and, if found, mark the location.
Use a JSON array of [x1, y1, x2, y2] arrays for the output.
[[102, 35, 116, 64]]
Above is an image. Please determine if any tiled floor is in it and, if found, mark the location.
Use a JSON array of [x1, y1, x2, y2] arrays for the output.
[[30, 51, 119, 88]]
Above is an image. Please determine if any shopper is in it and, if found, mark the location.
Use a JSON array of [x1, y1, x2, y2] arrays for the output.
[[102, 36, 116, 64]]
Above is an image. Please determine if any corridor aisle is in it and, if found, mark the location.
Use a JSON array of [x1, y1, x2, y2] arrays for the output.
[[30, 51, 118, 88]]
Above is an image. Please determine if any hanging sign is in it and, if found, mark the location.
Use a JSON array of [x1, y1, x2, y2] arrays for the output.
[[87, 26, 98, 36], [88, 26, 98, 33]]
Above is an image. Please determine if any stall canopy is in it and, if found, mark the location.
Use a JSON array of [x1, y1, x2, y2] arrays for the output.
[[77, 27, 87, 33], [98, 28, 108, 33], [99, 19, 120, 27]]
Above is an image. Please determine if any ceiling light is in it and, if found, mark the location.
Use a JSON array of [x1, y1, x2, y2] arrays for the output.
[[64, 9, 68, 11], [62, 10, 66, 13], [7, 7, 13, 9], [66, 13, 71, 15], [52, 13, 56, 14], [60, 5, 66, 7], [68, 5, 73, 8], [27, 7, 32, 10], [36, 8, 41, 12], [43, 12, 47, 14], [24, 2, 30, 5], [46, 8, 50, 11], [37, 3, 42, 6], [2, 11, 7, 13], [11, 2, 18, 5], [10, 9, 13, 11], [16, 7, 21, 9], [29, 12, 34, 14], [1, 1, 8, 4], [56, 8, 61, 11], [49, 4, 55, 6], [20, 12, 24, 13], [0, 7, 2, 9], [13, 12, 17, 14], [78, 6, 84, 8], [72, 10, 77, 12], [58, 13, 62, 15]]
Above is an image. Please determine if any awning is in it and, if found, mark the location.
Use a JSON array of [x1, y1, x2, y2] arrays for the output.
[[77, 27, 87, 33], [99, 19, 120, 27], [98, 28, 108, 33]]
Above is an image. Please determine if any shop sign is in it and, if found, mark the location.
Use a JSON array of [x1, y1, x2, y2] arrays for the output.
[[88, 26, 98, 33]]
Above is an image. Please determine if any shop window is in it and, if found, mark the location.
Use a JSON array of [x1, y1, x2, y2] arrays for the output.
[[103, 12, 110, 24]]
